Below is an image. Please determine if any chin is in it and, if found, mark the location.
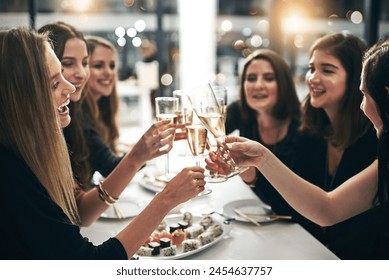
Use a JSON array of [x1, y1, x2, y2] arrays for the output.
[[60, 116, 71, 128]]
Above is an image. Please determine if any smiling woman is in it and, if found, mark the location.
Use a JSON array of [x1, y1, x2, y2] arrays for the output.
[[0, 28, 206, 259]]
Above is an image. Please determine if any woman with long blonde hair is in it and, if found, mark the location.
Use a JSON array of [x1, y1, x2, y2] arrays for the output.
[[0, 28, 205, 259]]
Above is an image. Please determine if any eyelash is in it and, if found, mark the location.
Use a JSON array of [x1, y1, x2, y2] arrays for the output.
[[52, 81, 59, 90]]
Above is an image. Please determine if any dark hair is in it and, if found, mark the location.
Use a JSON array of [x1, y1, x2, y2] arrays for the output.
[[38, 22, 93, 189], [362, 39, 389, 205], [238, 49, 301, 123], [300, 33, 370, 148]]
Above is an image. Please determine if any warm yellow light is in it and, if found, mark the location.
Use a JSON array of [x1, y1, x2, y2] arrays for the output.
[[282, 11, 308, 34]]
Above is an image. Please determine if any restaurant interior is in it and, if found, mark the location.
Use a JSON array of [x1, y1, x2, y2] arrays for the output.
[[1, 0, 389, 260]]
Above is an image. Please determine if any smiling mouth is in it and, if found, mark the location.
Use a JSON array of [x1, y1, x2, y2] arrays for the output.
[[311, 88, 325, 96], [57, 100, 70, 114]]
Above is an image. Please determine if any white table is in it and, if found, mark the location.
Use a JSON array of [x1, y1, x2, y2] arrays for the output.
[[81, 141, 338, 260]]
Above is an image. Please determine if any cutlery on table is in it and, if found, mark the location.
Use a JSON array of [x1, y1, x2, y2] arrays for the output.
[[233, 209, 261, 227], [113, 204, 124, 219], [241, 212, 292, 220]]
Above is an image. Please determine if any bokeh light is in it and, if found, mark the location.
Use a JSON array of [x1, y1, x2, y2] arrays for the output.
[[115, 26, 125, 38], [126, 27, 137, 38], [132, 37, 142, 47], [135, 20, 146, 32], [350, 11, 363, 24], [161, 73, 173, 86]]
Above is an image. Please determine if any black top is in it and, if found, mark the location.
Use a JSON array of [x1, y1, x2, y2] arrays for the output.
[[0, 144, 127, 260], [226, 101, 384, 259], [63, 113, 123, 181], [294, 126, 383, 259]]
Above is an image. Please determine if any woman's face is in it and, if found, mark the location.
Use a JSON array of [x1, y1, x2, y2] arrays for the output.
[[61, 38, 89, 102], [45, 42, 76, 128], [88, 44, 116, 100], [360, 71, 383, 138], [306, 50, 347, 117], [244, 59, 278, 114]]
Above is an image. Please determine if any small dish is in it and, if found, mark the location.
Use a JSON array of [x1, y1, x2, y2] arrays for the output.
[[100, 197, 146, 219]]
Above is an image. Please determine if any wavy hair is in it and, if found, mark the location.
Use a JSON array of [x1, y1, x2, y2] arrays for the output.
[[0, 28, 79, 224], [84, 36, 120, 154], [300, 33, 370, 148]]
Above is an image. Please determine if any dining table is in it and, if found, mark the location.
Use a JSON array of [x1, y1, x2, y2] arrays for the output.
[[80, 140, 339, 260]]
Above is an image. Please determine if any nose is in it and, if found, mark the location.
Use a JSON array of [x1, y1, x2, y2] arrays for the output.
[[307, 71, 320, 84], [64, 79, 76, 95], [74, 65, 88, 79], [254, 77, 264, 88]]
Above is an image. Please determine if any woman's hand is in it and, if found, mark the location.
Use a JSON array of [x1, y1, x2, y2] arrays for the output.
[[205, 136, 267, 175], [161, 166, 205, 205], [130, 120, 176, 163]]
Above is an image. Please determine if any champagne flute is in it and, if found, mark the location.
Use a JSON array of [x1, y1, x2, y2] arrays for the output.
[[186, 120, 212, 195], [155, 96, 179, 182], [188, 84, 248, 179], [173, 90, 193, 152]]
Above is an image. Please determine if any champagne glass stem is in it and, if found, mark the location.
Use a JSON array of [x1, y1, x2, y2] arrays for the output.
[[165, 153, 170, 176]]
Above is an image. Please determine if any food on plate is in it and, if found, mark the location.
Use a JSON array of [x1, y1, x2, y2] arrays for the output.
[[185, 224, 204, 239], [183, 239, 201, 252], [171, 229, 186, 245], [207, 224, 223, 238], [199, 215, 214, 229], [161, 245, 177, 257], [136, 212, 224, 258]]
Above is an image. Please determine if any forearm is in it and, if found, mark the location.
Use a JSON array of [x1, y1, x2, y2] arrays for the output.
[[257, 148, 334, 225], [239, 167, 257, 185], [116, 192, 171, 258], [77, 153, 144, 226]]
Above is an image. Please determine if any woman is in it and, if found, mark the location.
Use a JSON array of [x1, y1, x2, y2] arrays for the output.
[[84, 35, 120, 154], [38, 22, 93, 189], [212, 39, 389, 259], [0, 28, 205, 259], [292, 33, 378, 259], [225, 49, 303, 221], [38, 22, 174, 226]]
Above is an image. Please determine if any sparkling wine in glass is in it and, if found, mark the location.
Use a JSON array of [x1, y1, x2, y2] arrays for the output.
[[155, 96, 179, 182], [186, 120, 212, 195], [188, 84, 248, 179]]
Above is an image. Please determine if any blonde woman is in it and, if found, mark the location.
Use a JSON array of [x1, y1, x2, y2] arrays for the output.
[[0, 28, 204, 259]]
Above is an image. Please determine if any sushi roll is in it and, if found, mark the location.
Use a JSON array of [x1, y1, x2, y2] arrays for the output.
[[183, 239, 201, 252], [199, 215, 214, 229], [169, 223, 180, 234], [178, 220, 189, 230], [171, 229, 186, 245], [199, 231, 215, 245], [148, 241, 160, 256], [160, 237, 171, 248], [207, 224, 223, 237], [161, 245, 177, 257], [185, 225, 204, 239], [183, 212, 193, 226], [137, 246, 153, 256]]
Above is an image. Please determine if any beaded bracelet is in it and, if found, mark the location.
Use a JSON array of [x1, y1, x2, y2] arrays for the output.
[[97, 181, 118, 205]]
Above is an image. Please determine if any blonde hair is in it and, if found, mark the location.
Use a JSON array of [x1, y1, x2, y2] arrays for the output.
[[84, 35, 120, 154], [0, 28, 79, 224]]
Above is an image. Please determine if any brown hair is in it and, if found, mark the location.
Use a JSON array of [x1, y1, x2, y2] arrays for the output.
[[38, 22, 93, 189], [238, 48, 301, 123], [300, 33, 370, 149]]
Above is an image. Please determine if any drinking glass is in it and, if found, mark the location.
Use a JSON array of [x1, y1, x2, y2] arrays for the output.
[[173, 90, 193, 141], [155, 96, 179, 182], [188, 84, 248, 179], [185, 116, 212, 195]]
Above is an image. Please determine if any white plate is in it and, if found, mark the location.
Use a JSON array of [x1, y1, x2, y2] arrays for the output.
[[100, 197, 146, 219], [223, 199, 276, 223], [138, 214, 227, 260], [138, 176, 166, 193]]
